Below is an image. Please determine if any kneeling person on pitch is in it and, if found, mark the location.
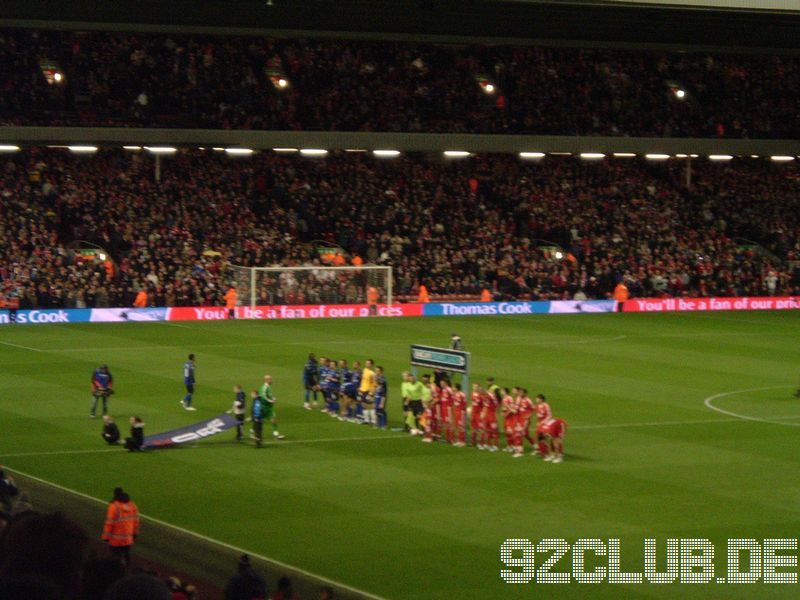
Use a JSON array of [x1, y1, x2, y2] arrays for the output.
[[124, 416, 145, 451], [102, 416, 120, 445]]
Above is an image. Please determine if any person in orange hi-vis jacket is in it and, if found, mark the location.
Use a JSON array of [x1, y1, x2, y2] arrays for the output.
[[367, 285, 379, 316], [133, 289, 148, 308], [224, 286, 238, 319], [418, 284, 430, 303], [102, 487, 140, 567], [613, 281, 629, 303], [480, 288, 492, 302]]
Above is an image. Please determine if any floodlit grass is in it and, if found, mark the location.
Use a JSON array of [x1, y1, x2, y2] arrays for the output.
[[2, 312, 800, 599]]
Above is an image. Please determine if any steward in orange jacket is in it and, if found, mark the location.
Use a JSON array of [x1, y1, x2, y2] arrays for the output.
[[133, 290, 148, 308], [418, 284, 430, 303], [102, 487, 140, 566], [224, 286, 238, 319]]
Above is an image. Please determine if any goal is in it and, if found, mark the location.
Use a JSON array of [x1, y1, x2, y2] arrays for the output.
[[227, 265, 393, 308]]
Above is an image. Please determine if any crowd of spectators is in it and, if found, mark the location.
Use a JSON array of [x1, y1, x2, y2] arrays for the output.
[[2, 148, 799, 308], [1, 28, 799, 138]]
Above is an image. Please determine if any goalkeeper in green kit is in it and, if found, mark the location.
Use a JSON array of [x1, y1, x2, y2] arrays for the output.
[[259, 375, 285, 440]]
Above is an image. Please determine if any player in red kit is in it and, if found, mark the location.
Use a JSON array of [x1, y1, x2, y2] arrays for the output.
[[534, 394, 553, 457], [439, 379, 454, 444], [422, 375, 440, 442], [450, 382, 467, 446], [470, 384, 485, 447], [517, 388, 535, 454], [540, 416, 567, 463], [481, 388, 500, 451], [502, 388, 523, 457], [428, 375, 443, 441]]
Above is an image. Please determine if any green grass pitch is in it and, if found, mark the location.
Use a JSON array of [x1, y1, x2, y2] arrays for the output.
[[2, 311, 800, 599]]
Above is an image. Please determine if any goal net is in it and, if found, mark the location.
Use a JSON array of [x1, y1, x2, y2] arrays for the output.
[[226, 265, 393, 308]]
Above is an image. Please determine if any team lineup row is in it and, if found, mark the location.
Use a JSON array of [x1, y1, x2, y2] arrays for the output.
[[302, 354, 567, 462], [89, 352, 566, 459]]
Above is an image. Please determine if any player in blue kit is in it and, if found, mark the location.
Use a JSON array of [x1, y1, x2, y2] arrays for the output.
[[89, 365, 114, 418], [337, 360, 354, 421], [302, 353, 319, 410], [374, 366, 388, 429], [318, 357, 333, 414], [181, 353, 197, 411], [349, 361, 363, 421], [326, 360, 341, 417]]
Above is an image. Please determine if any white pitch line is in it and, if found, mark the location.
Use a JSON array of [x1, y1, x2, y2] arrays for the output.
[[0, 340, 43, 352], [3, 466, 389, 600], [11, 410, 800, 460], [261, 433, 408, 445], [0, 448, 120, 459], [703, 386, 800, 427], [0, 434, 411, 459], [571, 414, 800, 431], [571, 417, 739, 430], [9, 408, 800, 459]]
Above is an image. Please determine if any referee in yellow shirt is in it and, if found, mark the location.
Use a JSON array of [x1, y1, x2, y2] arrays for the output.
[[359, 359, 377, 425], [401, 372, 425, 435]]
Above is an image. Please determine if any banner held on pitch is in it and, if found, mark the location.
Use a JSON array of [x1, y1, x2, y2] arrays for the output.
[[143, 413, 238, 449]]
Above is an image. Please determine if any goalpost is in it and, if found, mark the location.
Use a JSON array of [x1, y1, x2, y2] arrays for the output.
[[226, 264, 393, 308]]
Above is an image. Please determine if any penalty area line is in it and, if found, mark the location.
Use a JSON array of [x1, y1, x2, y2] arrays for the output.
[[703, 385, 800, 427], [3, 466, 389, 600]]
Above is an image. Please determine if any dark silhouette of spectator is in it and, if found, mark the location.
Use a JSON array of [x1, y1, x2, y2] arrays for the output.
[[224, 554, 267, 600], [0, 469, 18, 513], [319, 585, 335, 600], [82, 555, 127, 600], [102, 573, 171, 600], [0, 511, 90, 600], [272, 576, 299, 600]]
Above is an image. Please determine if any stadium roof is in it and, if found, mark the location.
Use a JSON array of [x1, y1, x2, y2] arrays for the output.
[[3, 0, 800, 51]]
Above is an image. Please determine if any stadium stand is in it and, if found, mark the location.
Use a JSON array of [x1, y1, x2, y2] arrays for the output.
[[1, 28, 798, 138], [1, 148, 798, 308]]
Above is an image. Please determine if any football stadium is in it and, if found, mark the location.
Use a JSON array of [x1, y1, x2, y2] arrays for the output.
[[2, 1, 800, 599]]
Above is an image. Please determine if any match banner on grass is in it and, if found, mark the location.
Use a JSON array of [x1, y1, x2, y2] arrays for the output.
[[622, 296, 800, 313], [143, 413, 238, 449], [167, 303, 423, 321]]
